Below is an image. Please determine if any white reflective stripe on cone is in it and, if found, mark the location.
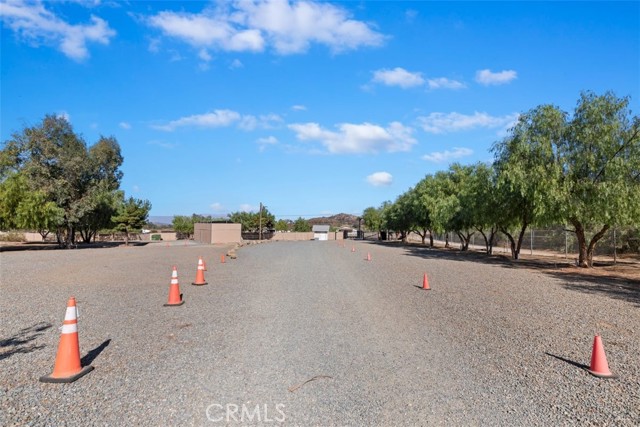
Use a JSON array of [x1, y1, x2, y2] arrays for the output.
[[61, 323, 78, 334], [64, 307, 77, 321]]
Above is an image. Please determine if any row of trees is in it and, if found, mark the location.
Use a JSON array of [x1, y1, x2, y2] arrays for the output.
[[0, 115, 151, 247], [170, 212, 314, 237], [363, 92, 639, 267]]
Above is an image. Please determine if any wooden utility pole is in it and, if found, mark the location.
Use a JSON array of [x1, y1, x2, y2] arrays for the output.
[[259, 202, 263, 241]]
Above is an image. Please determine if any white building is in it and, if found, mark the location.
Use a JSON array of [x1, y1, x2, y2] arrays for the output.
[[312, 225, 330, 241]]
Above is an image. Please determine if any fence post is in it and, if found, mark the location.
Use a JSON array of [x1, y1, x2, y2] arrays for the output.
[[530, 228, 533, 255], [613, 228, 617, 264]]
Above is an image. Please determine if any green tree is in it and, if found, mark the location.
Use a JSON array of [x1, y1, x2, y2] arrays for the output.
[[1, 115, 124, 247], [560, 91, 640, 266], [16, 189, 64, 239], [292, 217, 311, 232], [362, 206, 382, 237], [112, 196, 151, 246], [492, 105, 566, 259], [228, 208, 275, 233], [467, 163, 500, 254], [275, 219, 290, 232], [172, 215, 194, 239]]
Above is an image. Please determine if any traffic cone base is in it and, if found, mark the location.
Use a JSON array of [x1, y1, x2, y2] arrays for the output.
[[191, 281, 208, 286], [586, 335, 616, 378], [164, 300, 185, 307], [40, 366, 94, 383]]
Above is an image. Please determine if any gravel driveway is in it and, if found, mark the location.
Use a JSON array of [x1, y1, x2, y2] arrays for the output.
[[1, 240, 638, 426]]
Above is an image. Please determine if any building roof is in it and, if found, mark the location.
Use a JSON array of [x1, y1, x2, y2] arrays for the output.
[[312, 225, 330, 232]]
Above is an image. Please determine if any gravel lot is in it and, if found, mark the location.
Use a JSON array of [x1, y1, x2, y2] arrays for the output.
[[1, 240, 639, 426]]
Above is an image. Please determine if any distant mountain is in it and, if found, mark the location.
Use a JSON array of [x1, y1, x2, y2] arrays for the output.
[[307, 213, 360, 229], [148, 216, 173, 225]]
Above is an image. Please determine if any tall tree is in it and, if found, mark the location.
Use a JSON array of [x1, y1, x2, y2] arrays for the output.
[[492, 105, 566, 259], [292, 217, 311, 232], [1, 115, 124, 247], [111, 196, 151, 246], [362, 206, 383, 237], [560, 91, 640, 266]]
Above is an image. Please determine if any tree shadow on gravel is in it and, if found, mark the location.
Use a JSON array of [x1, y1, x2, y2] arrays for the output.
[[81, 339, 111, 366], [0, 322, 52, 360], [0, 242, 150, 252], [391, 242, 640, 307]]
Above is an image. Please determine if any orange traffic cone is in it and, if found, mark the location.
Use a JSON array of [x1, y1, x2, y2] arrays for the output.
[[164, 266, 185, 306], [192, 257, 208, 286], [587, 335, 616, 378], [220, 254, 226, 264], [351, 246, 355, 253], [422, 273, 431, 290], [40, 297, 94, 383], [366, 252, 371, 261]]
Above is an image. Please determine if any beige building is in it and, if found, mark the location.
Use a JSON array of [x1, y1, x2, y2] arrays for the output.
[[194, 223, 242, 244]]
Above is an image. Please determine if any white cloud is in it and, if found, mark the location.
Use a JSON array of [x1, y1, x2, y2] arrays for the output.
[[56, 111, 71, 122], [257, 135, 278, 151], [132, 185, 140, 193], [153, 110, 283, 131], [366, 171, 393, 187], [291, 104, 307, 111], [147, 0, 385, 55], [239, 203, 257, 212], [210, 202, 225, 212], [0, 0, 116, 61], [418, 111, 519, 134], [198, 48, 212, 62], [372, 67, 424, 88], [119, 121, 131, 130], [153, 110, 241, 131], [289, 121, 416, 154], [229, 58, 243, 69], [427, 77, 466, 90], [423, 147, 473, 163], [475, 69, 517, 86], [238, 113, 283, 131]]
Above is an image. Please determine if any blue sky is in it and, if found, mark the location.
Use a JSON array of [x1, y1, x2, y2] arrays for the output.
[[1, 1, 639, 220]]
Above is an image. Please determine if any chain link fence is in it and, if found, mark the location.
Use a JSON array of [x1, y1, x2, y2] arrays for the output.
[[401, 226, 640, 261]]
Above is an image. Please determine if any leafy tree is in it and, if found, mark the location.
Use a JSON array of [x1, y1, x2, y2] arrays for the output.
[[111, 196, 151, 246], [76, 187, 121, 243], [492, 105, 566, 259], [292, 217, 311, 232], [1, 115, 124, 247], [559, 91, 640, 266], [275, 219, 290, 232], [172, 215, 194, 239], [467, 163, 500, 254], [362, 206, 382, 237], [383, 193, 413, 242], [411, 177, 437, 246], [16, 190, 64, 239], [228, 208, 275, 232]]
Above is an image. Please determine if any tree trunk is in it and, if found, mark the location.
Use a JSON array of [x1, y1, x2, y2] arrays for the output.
[[571, 219, 587, 267], [500, 224, 528, 260], [124, 228, 130, 246], [428, 230, 434, 247], [572, 219, 610, 268], [445, 233, 449, 248]]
